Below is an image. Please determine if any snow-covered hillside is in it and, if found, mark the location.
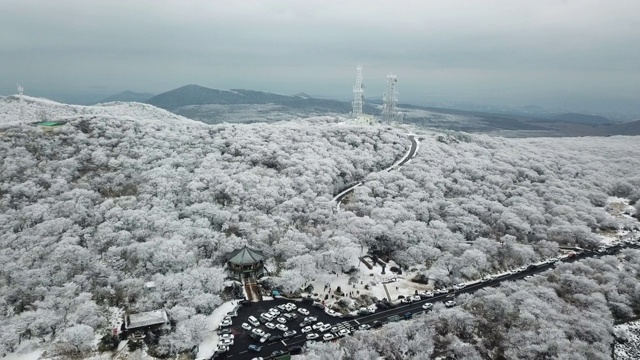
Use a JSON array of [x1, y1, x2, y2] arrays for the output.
[[0, 95, 195, 126], [1, 97, 640, 359]]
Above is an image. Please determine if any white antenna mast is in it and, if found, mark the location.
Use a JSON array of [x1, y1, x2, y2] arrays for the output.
[[352, 64, 364, 119], [17, 83, 25, 121], [382, 74, 398, 123]]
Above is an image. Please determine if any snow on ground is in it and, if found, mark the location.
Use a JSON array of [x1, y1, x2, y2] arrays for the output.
[[614, 320, 640, 360], [196, 300, 237, 360], [2, 350, 43, 360], [302, 258, 431, 309]]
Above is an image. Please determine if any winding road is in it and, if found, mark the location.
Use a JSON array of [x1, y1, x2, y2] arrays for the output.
[[333, 134, 419, 211]]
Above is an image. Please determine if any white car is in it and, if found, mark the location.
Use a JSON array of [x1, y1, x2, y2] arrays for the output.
[[242, 323, 252, 330], [286, 302, 297, 310], [412, 295, 421, 302], [260, 313, 274, 321], [216, 345, 229, 353], [220, 333, 234, 340], [423, 291, 434, 298], [305, 316, 317, 322], [306, 332, 319, 340], [248, 316, 261, 327], [323, 333, 335, 341], [358, 324, 370, 331], [252, 328, 265, 336], [312, 322, 325, 330], [422, 303, 433, 310], [301, 326, 312, 333], [326, 309, 340, 317], [445, 300, 457, 308], [337, 329, 350, 337], [268, 308, 280, 315], [220, 318, 232, 327], [276, 317, 287, 324], [453, 283, 466, 290], [265, 322, 276, 329], [259, 333, 271, 343], [276, 324, 288, 331], [298, 308, 310, 315], [435, 288, 449, 294], [318, 324, 332, 332], [220, 338, 234, 346]]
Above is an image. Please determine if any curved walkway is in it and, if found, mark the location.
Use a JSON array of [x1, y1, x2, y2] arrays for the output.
[[333, 134, 419, 211]]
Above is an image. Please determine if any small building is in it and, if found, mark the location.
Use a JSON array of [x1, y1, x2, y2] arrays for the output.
[[226, 246, 265, 280], [124, 309, 169, 334]]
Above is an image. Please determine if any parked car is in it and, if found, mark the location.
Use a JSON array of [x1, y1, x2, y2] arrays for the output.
[[283, 330, 297, 338], [453, 283, 466, 290], [312, 302, 325, 309], [403, 312, 413, 320], [435, 288, 449, 294], [301, 326, 312, 333], [268, 308, 280, 315], [276, 317, 287, 324], [337, 328, 350, 337], [252, 328, 265, 337], [248, 344, 262, 352], [422, 303, 433, 310], [277, 304, 288, 311], [358, 324, 371, 331], [312, 322, 325, 330], [265, 322, 276, 329], [372, 320, 383, 328], [217, 328, 232, 335], [276, 324, 288, 332], [220, 338, 234, 346], [260, 313, 274, 322], [215, 345, 229, 354], [270, 334, 284, 342], [423, 291, 434, 298], [305, 316, 318, 322], [242, 323, 252, 330], [445, 300, 457, 307], [271, 350, 286, 357], [286, 302, 297, 310], [220, 318, 232, 327], [220, 333, 234, 340], [300, 320, 314, 327], [323, 333, 335, 341], [306, 333, 319, 340], [319, 323, 332, 332], [298, 308, 310, 315], [259, 334, 271, 343], [283, 313, 297, 321]]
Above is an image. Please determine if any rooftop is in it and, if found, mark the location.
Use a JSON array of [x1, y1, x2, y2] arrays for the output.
[[227, 245, 264, 265], [125, 309, 169, 330]]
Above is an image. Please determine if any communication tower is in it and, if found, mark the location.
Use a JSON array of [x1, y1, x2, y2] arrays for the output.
[[382, 75, 399, 123], [352, 64, 364, 118], [17, 83, 24, 121]]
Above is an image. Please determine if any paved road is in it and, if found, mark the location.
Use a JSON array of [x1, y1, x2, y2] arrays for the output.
[[333, 135, 417, 210], [216, 239, 639, 360]]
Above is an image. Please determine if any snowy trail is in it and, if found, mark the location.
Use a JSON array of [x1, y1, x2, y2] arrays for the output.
[[334, 134, 418, 211]]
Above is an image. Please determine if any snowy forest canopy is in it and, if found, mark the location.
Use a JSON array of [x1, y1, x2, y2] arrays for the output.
[[1, 96, 640, 358]]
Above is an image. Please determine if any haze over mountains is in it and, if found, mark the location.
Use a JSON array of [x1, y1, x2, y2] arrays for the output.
[[97, 84, 640, 137]]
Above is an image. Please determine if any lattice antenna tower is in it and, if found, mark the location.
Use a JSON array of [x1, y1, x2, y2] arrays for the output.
[[352, 64, 364, 118], [17, 83, 24, 121], [382, 74, 398, 123]]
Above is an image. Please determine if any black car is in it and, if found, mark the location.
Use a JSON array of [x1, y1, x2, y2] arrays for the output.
[[376, 302, 389, 310], [272, 350, 286, 356], [289, 345, 303, 354], [300, 320, 313, 327], [269, 335, 283, 342], [372, 320, 383, 328], [250, 333, 262, 341], [341, 313, 356, 319]]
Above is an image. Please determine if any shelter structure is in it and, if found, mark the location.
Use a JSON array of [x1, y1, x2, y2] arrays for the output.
[[124, 309, 169, 333], [226, 246, 265, 280]]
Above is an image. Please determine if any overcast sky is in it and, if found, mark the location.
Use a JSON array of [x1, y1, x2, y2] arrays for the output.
[[1, 0, 639, 114]]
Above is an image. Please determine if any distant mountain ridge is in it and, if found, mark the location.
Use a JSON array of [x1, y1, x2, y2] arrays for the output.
[[99, 90, 155, 104], [552, 112, 612, 125]]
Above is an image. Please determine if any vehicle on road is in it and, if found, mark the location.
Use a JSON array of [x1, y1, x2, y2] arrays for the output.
[[445, 300, 457, 307], [403, 312, 413, 320], [306, 333, 319, 340], [301, 326, 312, 333], [265, 322, 276, 329], [276, 324, 288, 331], [422, 303, 433, 310], [298, 308, 310, 315], [242, 323, 252, 330], [248, 344, 262, 352], [323, 333, 335, 341], [283, 330, 297, 338], [372, 320, 383, 328]]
